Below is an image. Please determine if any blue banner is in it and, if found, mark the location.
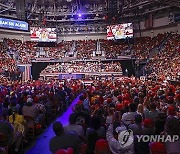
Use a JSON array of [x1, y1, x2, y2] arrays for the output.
[[0, 17, 28, 31], [59, 74, 84, 79]]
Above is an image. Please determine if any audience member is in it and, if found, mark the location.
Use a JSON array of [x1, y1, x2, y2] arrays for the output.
[[49, 121, 81, 154]]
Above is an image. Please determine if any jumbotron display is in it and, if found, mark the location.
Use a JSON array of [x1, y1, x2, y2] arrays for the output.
[[30, 27, 57, 42], [107, 23, 133, 40]]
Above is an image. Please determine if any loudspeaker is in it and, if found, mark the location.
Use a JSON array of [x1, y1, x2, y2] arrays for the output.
[[107, 0, 118, 21], [16, 0, 26, 20], [108, 0, 118, 14]]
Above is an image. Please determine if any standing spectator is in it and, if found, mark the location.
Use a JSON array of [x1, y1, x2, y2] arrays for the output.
[[94, 139, 111, 154], [81, 130, 98, 154], [106, 108, 114, 125], [128, 114, 143, 135], [64, 113, 84, 138], [122, 103, 138, 126], [106, 123, 134, 154], [164, 117, 180, 154], [144, 103, 159, 121], [49, 121, 81, 154]]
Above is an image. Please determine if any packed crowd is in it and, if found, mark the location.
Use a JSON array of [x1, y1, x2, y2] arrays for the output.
[[49, 78, 180, 154], [146, 33, 180, 80], [0, 79, 83, 153], [132, 33, 170, 59], [100, 40, 130, 59], [3, 39, 73, 64], [41, 62, 122, 74], [1, 33, 171, 64], [0, 41, 21, 81], [0, 76, 179, 154], [76, 40, 97, 60]]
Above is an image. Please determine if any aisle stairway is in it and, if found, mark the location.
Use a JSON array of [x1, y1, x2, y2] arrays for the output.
[[137, 33, 173, 77], [149, 33, 172, 59]]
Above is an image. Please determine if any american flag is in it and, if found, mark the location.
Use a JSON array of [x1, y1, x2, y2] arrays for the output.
[[144, 14, 153, 28], [18, 64, 31, 81]]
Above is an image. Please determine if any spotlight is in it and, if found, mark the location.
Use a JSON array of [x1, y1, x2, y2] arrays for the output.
[[78, 14, 82, 17]]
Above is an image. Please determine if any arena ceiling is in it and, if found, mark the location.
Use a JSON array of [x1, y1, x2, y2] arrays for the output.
[[0, 0, 179, 23]]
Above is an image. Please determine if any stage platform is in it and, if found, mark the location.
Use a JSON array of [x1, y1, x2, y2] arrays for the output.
[[39, 72, 123, 80]]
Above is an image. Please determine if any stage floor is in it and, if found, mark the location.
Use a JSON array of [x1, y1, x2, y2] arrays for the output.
[[39, 72, 123, 80]]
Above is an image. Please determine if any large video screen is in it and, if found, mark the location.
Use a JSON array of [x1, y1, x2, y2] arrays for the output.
[[107, 23, 133, 40], [30, 27, 57, 42], [0, 17, 28, 31]]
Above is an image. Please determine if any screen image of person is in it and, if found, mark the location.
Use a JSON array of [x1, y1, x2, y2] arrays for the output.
[[48, 28, 56, 41], [115, 24, 125, 39], [124, 23, 133, 38], [31, 28, 37, 37], [41, 30, 47, 39], [107, 26, 114, 39]]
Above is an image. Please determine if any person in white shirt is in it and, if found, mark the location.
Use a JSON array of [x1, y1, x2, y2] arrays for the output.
[[122, 103, 138, 126], [106, 124, 134, 154]]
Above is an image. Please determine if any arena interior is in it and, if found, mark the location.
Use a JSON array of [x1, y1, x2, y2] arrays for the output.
[[0, 0, 180, 154]]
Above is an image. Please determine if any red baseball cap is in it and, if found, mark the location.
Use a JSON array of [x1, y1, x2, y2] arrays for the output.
[[95, 139, 110, 154], [55, 148, 73, 154]]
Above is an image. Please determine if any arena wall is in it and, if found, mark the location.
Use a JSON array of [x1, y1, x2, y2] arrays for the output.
[[0, 29, 30, 41], [58, 33, 106, 42], [134, 15, 180, 37]]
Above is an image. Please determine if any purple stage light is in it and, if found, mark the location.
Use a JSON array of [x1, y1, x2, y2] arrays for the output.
[[78, 14, 82, 17]]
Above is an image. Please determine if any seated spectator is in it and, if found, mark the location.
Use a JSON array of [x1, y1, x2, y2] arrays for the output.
[[22, 98, 38, 120], [64, 113, 84, 138], [9, 108, 26, 125], [0, 113, 23, 152], [9, 108, 26, 136], [49, 121, 81, 154]]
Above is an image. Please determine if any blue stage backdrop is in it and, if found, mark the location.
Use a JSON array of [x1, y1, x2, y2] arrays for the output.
[[59, 74, 84, 79]]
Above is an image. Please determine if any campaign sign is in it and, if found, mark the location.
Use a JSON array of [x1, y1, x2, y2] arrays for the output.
[[0, 17, 28, 31]]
